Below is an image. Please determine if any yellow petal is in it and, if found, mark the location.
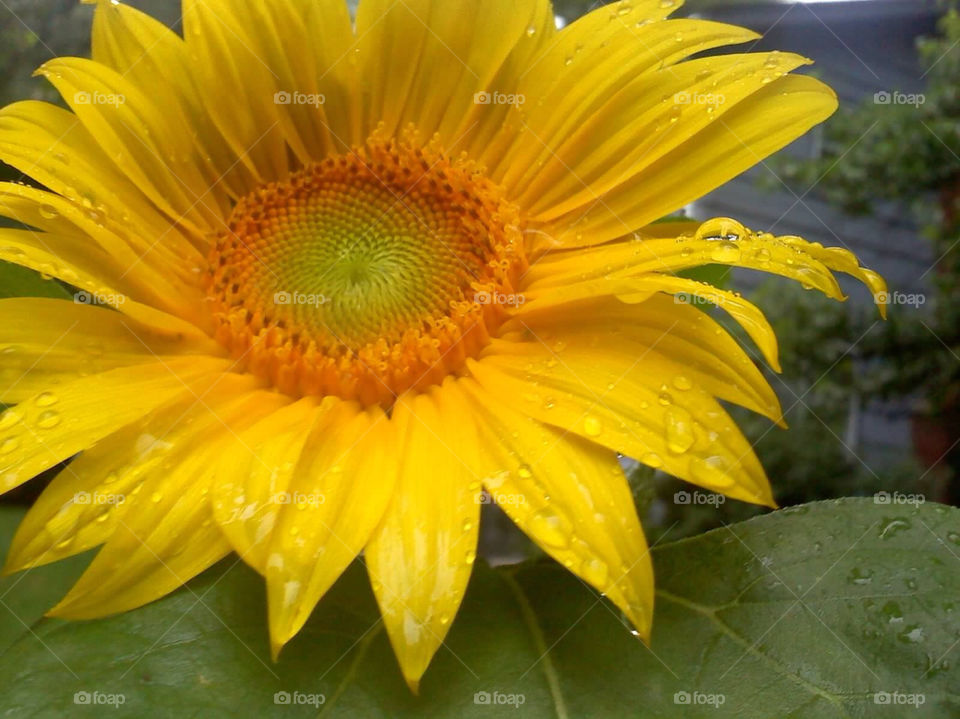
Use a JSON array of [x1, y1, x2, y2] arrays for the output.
[[526, 52, 810, 219], [540, 74, 837, 245], [457, 377, 654, 640], [211, 396, 326, 573], [3, 374, 264, 573], [364, 384, 481, 692], [91, 0, 250, 204], [468, 342, 774, 506], [356, 0, 545, 147], [180, 0, 292, 182], [0, 100, 207, 257], [35, 58, 222, 236], [0, 357, 231, 495], [496, 26, 772, 197], [0, 298, 218, 404], [266, 400, 397, 658], [499, 293, 782, 423], [46, 388, 287, 619]]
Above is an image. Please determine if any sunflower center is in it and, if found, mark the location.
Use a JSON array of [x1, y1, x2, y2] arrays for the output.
[[205, 132, 526, 407]]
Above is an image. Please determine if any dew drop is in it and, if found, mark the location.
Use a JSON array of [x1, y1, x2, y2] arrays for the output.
[[672, 375, 692, 391], [38, 204, 59, 220], [848, 567, 873, 586], [878, 518, 911, 539], [36, 410, 61, 429], [0, 437, 19, 455], [581, 557, 609, 586], [664, 407, 695, 454], [689, 455, 734, 489], [711, 241, 741, 263], [641, 452, 663, 468], [528, 508, 572, 548], [35, 392, 58, 408], [0, 409, 23, 431], [583, 415, 603, 437]]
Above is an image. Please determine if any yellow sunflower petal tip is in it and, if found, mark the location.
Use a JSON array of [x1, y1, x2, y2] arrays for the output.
[[0, 0, 883, 689]]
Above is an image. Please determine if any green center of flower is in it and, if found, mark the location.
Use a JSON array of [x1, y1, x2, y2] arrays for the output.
[[204, 133, 526, 406]]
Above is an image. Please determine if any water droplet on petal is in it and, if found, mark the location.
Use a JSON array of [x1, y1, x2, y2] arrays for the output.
[[664, 407, 696, 454], [581, 557, 609, 586], [528, 508, 572, 548], [583, 416, 603, 437], [35, 392, 58, 407], [36, 410, 61, 429]]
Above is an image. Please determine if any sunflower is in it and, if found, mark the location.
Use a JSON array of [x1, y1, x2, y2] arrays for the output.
[[0, 0, 885, 690]]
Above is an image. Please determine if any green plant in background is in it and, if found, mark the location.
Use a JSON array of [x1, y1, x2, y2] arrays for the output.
[[770, 6, 960, 504]]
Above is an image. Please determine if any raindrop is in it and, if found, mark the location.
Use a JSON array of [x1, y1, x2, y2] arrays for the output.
[[38, 204, 58, 220], [0, 409, 23, 431], [35, 392, 58, 408], [528, 508, 572, 548], [664, 407, 695, 454], [878, 518, 910, 539], [641, 452, 663, 468], [848, 567, 873, 586], [36, 410, 61, 429], [583, 415, 603, 437], [581, 557, 609, 586], [672, 375, 692, 391], [0, 437, 19, 455]]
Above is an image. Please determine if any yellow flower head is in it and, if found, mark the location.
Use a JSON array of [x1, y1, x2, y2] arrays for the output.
[[0, 0, 886, 690]]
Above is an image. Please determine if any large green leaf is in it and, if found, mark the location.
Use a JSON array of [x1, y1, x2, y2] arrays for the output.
[[0, 498, 957, 717]]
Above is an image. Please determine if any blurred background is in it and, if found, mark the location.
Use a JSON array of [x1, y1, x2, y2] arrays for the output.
[[0, 0, 956, 559]]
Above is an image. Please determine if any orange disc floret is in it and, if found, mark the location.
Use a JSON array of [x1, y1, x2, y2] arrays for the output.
[[204, 129, 526, 407]]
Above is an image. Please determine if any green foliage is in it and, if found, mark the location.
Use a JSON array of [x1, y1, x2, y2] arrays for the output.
[[0, 260, 71, 300], [770, 10, 960, 416], [2, 499, 957, 717]]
